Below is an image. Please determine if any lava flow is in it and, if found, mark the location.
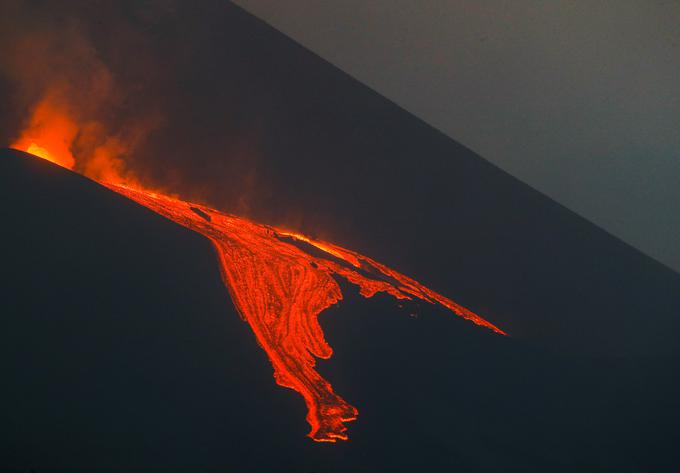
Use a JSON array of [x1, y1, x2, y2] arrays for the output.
[[13, 140, 505, 442], [105, 183, 506, 442]]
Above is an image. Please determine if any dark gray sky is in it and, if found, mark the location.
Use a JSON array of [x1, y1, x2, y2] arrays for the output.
[[234, 0, 680, 273]]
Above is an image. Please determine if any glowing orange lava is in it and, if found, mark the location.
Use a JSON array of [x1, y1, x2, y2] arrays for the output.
[[12, 97, 78, 169], [104, 183, 505, 442], [13, 140, 505, 442]]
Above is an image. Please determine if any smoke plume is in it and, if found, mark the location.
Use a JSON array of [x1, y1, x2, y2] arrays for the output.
[[1, 1, 166, 187]]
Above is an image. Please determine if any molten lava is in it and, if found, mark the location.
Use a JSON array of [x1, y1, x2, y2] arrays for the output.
[[12, 96, 79, 169], [13, 142, 505, 442], [105, 184, 505, 442]]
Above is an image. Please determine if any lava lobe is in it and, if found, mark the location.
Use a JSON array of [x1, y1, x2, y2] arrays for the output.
[[107, 183, 505, 442]]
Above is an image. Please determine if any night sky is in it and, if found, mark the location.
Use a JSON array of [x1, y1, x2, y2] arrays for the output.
[[1, 1, 679, 471]]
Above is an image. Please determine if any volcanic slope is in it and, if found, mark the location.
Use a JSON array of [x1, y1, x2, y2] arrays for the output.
[[2, 149, 680, 473]]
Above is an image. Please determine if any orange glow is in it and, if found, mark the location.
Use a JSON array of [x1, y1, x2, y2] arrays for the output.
[[13, 120, 505, 442], [103, 183, 506, 442], [12, 97, 78, 169], [12, 97, 159, 194], [25, 142, 61, 165]]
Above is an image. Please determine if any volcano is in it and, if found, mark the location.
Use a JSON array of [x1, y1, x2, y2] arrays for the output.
[[2, 2, 680, 471]]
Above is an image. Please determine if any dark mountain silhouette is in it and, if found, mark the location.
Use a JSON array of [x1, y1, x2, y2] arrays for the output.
[[1, 150, 679, 472]]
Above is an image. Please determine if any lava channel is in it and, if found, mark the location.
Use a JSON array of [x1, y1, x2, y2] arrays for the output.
[[104, 183, 505, 442]]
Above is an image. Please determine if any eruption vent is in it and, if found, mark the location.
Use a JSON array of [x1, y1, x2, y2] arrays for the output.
[[12, 96, 79, 169]]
